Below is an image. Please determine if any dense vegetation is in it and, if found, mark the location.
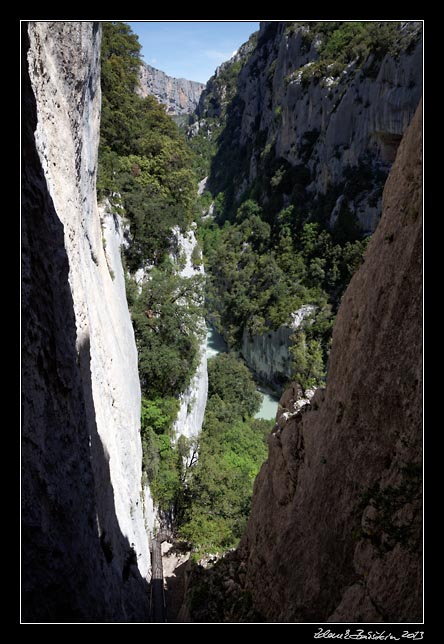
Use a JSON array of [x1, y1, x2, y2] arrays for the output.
[[198, 203, 368, 390], [138, 351, 270, 556], [179, 353, 270, 558], [99, 23, 196, 270], [99, 24, 269, 558], [188, 22, 402, 391], [99, 22, 205, 508], [99, 22, 203, 401]]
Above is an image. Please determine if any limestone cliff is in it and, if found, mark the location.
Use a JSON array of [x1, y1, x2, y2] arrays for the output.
[[138, 62, 204, 116], [171, 226, 208, 448], [238, 100, 423, 623], [240, 305, 315, 390], [198, 21, 422, 234], [22, 22, 150, 622], [184, 100, 422, 623]]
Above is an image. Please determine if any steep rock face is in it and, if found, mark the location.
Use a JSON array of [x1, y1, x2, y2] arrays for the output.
[[22, 22, 150, 621], [241, 325, 293, 389], [138, 62, 204, 115], [199, 21, 422, 234], [171, 227, 208, 446], [240, 304, 315, 390], [238, 100, 422, 622]]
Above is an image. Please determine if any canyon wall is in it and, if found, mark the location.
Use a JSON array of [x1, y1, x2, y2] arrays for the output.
[[184, 98, 422, 625], [194, 21, 422, 395], [240, 305, 316, 390], [22, 22, 150, 622], [171, 227, 208, 446], [138, 62, 204, 116], [198, 21, 422, 234], [238, 99, 423, 622]]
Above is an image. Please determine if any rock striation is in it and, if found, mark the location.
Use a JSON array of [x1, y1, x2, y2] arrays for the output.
[[198, 21, 422, 234], [138, 62, 204, 116], [237, 99, 423, 622], [171, 226, 208, 449], [183, 99, 422, 625], [22, 22, 150, 622], [240, 305, 315, 390]]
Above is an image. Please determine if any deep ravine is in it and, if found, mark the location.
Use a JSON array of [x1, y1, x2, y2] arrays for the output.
[[22, 20, 422, 624]]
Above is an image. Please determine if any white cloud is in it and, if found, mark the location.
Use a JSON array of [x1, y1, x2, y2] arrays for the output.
[[151, 57, 157, 65]]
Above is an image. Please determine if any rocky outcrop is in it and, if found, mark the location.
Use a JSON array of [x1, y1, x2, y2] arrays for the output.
[[138, 62, 204, 116], [241, 305, 315, 390], [237, 100, 423, 622], [171, 227, 208, 449], [22, 22, 150, 622], [199, 21, 422, 234]]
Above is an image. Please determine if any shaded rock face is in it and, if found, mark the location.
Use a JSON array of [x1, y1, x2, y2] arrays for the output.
[[240, 304, 316, 390], [237, 100, 423, 622], [241, 324, 293, 390], [22, 22, 150, 622], [138, 62, 204, 115], [200, 21, 422, 234]]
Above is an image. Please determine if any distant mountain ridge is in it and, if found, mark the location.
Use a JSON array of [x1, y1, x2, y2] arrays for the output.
[[137, 62, 205, 116]]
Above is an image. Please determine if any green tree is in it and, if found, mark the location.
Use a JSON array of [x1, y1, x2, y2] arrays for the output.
[[141, 396, 179, 435], [207, 353, 261, 419], [290, 332, 325, 392], [99, 22, 142, 160], [179, 353, 269, 557], [98, 22, 197, 269], [191, 244, 203, 268], [150, 434, 181, 508], [132, 264, 205, 398]]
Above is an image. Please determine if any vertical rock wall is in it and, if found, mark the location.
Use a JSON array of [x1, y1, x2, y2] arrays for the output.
[[240, 305, 316, 390], [171, 226, 208, 446], [22, 22, 150, 622], [238, 100, 423, 622], [198, 21, 422, 234], [138, 62, 204, 115]]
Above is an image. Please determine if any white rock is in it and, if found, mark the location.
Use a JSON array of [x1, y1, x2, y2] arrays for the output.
[[198, 176, 208, 195], [171, 228, 208, 449], [28, 22, 150, 581]]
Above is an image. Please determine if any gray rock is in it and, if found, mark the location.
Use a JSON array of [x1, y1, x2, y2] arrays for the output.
[[138, 62, 204, 115], [199, 21, 422, 234], [240, 304, 315, 389], [237, 101, 423, 622], [171, 227, 208, 451], [22, 22, 150, 622]]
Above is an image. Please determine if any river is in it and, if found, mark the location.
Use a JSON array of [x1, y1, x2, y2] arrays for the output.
[[206, 325, 279, 420]]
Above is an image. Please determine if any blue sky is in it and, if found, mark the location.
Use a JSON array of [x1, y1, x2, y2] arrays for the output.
[[127, 21, 259, 84]]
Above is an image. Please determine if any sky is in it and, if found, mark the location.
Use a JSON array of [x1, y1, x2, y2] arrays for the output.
[[127, 21, 260, 84]]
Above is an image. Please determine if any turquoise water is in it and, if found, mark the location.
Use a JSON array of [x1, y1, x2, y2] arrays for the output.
[[206, 325, 278, 421], [255, 389, 280, 421], [206, 325, 228, 359]]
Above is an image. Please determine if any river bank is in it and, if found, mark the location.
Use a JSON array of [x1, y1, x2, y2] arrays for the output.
[[206, 324, 279, 421]]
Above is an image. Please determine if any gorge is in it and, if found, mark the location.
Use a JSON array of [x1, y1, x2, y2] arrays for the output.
[[22, 20, 422, 624]]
